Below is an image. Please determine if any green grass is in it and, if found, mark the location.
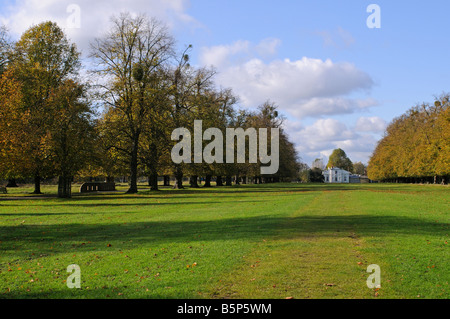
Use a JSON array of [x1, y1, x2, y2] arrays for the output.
[[0, 183, 448, 299]]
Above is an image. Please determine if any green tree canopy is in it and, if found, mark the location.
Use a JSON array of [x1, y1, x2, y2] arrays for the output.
[[352, 162, 367, 175], [327, 148, 353, 172]]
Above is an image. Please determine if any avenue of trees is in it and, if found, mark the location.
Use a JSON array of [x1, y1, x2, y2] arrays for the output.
[[367, 94, 449, 184], [0, 14, 302, 198]]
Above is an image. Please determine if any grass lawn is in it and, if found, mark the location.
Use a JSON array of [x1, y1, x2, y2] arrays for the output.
[[0, 183, 448, 299]]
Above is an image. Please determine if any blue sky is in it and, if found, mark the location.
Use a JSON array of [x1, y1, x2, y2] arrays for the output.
[[1, 0, 449, 166]]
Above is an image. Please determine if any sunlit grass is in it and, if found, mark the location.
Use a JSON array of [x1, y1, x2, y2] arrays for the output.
[[0, 183, 448, 299]]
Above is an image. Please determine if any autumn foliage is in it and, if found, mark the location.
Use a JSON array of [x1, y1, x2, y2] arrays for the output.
[[368, 94, 450, 183], [0, 17, 302, 197]]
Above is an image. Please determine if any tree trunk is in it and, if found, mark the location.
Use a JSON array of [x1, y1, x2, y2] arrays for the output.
[[149, 174, 159, 191], [216, 176, 223, 187], [163, 176, 171, 187], [173, 166, 184, 189], [6, 179, 18, 188], [127, 139, 139, 194], [204, 175, 212, 187], [58, 175, 72, 198], [235, 175, 240, 185], [225, 176, 232, 186], [242, 176, 247, 185], [147, 143, 159, 191], [33, 173, 42, 194], [190, 176, 199, 188]]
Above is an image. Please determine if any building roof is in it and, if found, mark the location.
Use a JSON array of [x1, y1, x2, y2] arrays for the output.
[[323, 167, 352, 174]]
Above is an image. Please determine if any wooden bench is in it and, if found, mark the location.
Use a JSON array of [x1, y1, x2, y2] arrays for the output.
[[80, 182, 116, 193]]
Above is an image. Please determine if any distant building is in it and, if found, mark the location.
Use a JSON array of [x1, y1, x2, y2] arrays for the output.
[[323, 167, 351, 184], [349, 175, 372, 184], [349, 175, 361, 183]]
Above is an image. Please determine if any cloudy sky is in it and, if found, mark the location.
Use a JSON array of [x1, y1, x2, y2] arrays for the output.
[[1, 0, 449, 166]]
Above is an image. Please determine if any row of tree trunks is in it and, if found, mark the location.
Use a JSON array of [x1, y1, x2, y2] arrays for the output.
[[380, 175, 448, 184], [6, 173, 284, 198], [7, 175, 71, 198]]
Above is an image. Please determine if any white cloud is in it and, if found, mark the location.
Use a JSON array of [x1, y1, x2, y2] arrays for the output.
[[255, 38, 282, 58], [290, 97, 378, 118], [200, 40, 375, 118], [199, 40, 251, 68], [200, 39, 380, 164], [284, 118, 379, 166], [0, 0, 196, 53], [199, 38, 281, 69], [355, 116, 387, 133], [217, 57, 374, 116]]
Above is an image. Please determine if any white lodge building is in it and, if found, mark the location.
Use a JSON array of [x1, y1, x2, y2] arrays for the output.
[[323, 167, 351, 184]]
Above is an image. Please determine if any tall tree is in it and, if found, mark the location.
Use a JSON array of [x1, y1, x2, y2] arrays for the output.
[[8, 21, 81, 194], [165, 47, 220, 189], [90, 13, 175, 193]]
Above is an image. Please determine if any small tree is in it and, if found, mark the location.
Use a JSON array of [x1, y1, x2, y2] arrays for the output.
[[309, 168, 324, 183], [327, 148, 353, 172], [352, 162, 367, 175], [48, 80, 95, 198]]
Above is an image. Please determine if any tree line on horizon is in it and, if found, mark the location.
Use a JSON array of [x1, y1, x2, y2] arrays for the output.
[[0, 14, 302, 198], [367, 94, 449, 184]]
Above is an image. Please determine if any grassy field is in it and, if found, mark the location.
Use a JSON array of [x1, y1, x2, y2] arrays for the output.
[[0, 183, 448, 299]]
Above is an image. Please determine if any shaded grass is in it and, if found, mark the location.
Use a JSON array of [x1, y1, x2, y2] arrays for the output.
[[0, 183, 448, 299]]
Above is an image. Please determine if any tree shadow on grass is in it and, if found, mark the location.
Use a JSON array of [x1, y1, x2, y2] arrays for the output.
[[3, 183, 435, 205], [1, 214, 448, 256], [0, 184, 360, 201], [1, 213, 448, 299], [0, 200, 238, 209], [0, 286, 189, 299]]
